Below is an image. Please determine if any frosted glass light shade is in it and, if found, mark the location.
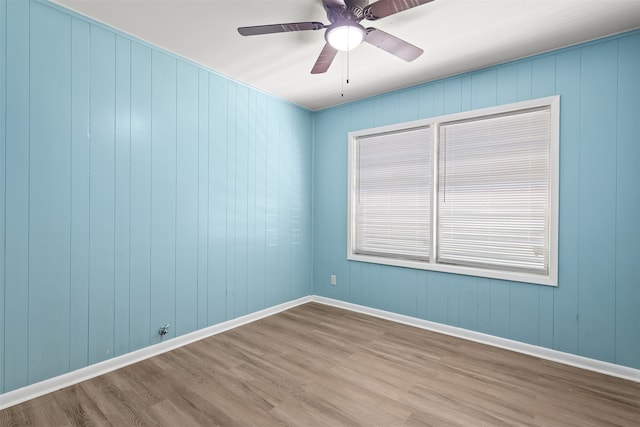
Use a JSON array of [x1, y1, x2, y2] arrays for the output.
[[326, 23, 365, 51]]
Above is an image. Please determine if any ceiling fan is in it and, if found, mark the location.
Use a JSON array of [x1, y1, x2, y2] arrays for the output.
[[238, 0, 433, 74]]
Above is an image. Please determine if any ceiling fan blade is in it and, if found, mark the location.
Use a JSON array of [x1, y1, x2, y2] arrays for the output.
[[311, 43, 338, 74], [238, 22, 325, 36], [364, 0, 433, 21], [365, 27, 423, 61]]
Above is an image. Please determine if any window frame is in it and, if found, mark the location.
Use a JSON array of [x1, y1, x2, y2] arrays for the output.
[[347, 96, 559, 286]]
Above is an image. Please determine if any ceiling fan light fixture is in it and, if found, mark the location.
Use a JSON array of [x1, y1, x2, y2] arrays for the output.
[[326, 22, 365, 51]]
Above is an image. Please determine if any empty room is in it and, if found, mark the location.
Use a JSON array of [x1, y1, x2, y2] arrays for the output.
[[1, 0, 639, 425]]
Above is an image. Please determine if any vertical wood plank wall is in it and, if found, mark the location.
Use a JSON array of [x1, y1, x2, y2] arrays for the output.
[[0, 0, 313, 394], [313, 31, 640, 370], [0, 0, 6, 397]]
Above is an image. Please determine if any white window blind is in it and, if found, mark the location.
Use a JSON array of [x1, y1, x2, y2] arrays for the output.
[[438, 108, 551, 275], [354, 126, 432, 261]]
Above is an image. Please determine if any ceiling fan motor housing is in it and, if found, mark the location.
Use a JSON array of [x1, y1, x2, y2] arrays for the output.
[[324, 0, 368, 24]]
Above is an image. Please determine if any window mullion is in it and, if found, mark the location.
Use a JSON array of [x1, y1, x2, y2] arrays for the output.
[[431, 123, 440, 265]]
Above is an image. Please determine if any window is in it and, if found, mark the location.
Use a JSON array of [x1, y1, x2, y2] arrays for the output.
[[354, 126, 432, 261], [348, 96, 559, 286]]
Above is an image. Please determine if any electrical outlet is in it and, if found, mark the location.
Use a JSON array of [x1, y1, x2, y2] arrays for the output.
[[159, 324, 171, 337], [330, 274, 337, 285]]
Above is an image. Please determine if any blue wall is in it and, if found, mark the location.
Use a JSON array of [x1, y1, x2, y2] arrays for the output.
[[313, 31, 640, 370], [0, 0, 313, 393]]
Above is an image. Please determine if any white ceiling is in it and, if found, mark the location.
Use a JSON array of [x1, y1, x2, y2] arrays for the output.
[[51, 0, 640, 111]]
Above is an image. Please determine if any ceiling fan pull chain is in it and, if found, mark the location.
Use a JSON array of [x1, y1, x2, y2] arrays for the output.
[[341, 52, 345, 97], [346, 44, 350, 85], [346, 24, 351, 85], [341, 48, 351, 98]]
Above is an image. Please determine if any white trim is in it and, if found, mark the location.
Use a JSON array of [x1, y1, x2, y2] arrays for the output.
[[2, 293, 638, 410], [311, 296, 640, 383], [548, 95, 560, 287], [0, 296, 312, 410]]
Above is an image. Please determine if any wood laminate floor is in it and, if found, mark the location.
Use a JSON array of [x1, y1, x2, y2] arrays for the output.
[[1, 302, 638, 426]]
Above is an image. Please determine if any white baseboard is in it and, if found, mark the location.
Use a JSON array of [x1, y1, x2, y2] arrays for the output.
[[0, 296, 312, 410], [311, 296, 640, 383], [2, 293, 638, 410]]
